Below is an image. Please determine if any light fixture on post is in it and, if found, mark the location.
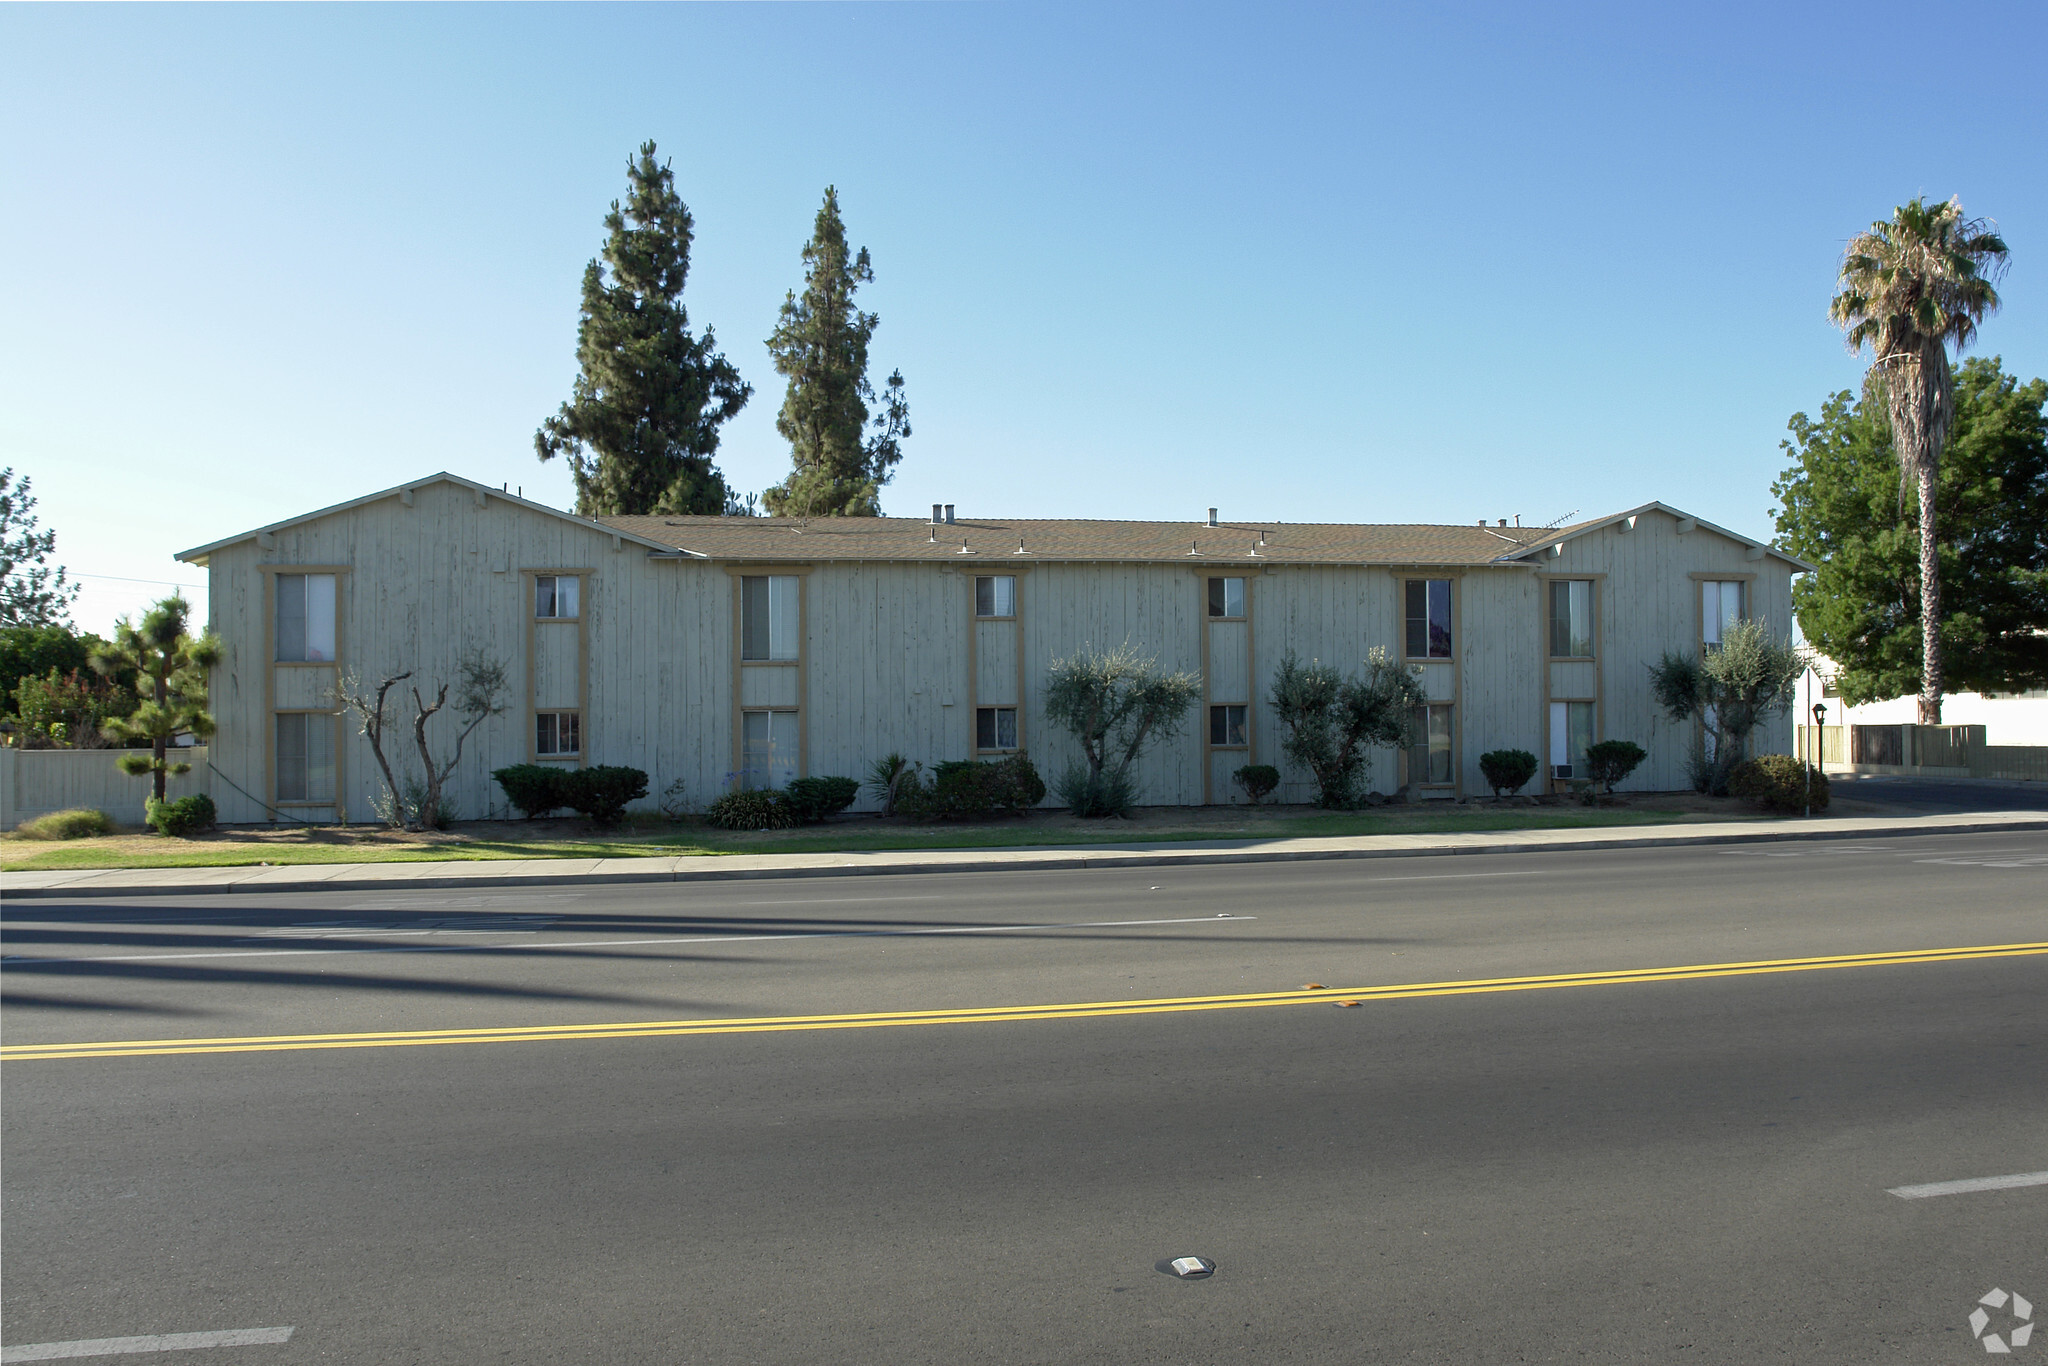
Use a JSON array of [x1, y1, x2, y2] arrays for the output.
[[1808, 700, 1827, 817]]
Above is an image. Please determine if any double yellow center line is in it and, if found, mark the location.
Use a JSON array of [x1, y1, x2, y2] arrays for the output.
[[6, 940, 2043, 1062]]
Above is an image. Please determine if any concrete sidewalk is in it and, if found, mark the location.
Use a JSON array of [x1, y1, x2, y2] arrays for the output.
[[5, 810, 2045, 899]]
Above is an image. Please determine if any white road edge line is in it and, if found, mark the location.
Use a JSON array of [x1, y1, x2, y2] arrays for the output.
[[1, 1326, 294, 1361], [1886, 1171, 2048, 1199], [0, 914, 1259, 966]]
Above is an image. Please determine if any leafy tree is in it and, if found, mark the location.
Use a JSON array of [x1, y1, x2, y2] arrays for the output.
[[1268, 649, 1425, 808], [762, 187, 910, 517], [91, 595, 221, 804], [1044, 644, 1200, 816], [13, 668, 136, 748], [1648, 620, 1806, 793], [1828, 196, 2009, 722], [1774, 358, 2047, 702], [2, 623, 98, 716], [0, 468, 80, 628], [536, 141, 752, 516]]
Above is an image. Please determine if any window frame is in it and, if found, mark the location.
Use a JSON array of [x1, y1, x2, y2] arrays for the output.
[[1207, 576, 1247, 620], [1403, 578, 1454, 660], [1548, 579, 1595, 660], [741, 574, 802, 662], [975, 705, 1019, 753], [1208, 703, 1249, 749], [1409, 702, 1455, 787], [974, 575, 1017, 620], [273, 571, 339, 664], [273, 709, 338, 805], [534, 574, 581, 621], [740, 708, 801, 790], [534, 710, 582, 758]]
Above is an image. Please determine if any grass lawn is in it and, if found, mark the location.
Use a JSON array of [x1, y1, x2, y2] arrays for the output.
[[0, 798, 1756, 872]]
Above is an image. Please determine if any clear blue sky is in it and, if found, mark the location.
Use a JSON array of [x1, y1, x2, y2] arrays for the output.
[[4, 1, 2043, 634]]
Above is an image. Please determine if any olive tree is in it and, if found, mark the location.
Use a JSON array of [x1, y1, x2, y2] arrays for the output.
[[1269, 649, 1424, 808], [1043, 643, 1201, 817], [1648, 619, 1806, 793]]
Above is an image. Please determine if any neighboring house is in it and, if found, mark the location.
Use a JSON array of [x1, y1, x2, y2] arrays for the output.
[[174, 473, 1809, 823], [1798, 661, 2048, 752]]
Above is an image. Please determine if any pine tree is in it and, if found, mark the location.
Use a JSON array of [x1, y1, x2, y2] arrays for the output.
[[536, 142, 751, 516], [91, 595, 221, 804], [763, 187, 910, 517], [0, 468, 80, 628]]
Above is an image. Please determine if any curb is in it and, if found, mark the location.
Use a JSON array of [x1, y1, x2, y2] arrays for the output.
[[5, 814, 2045, 899]]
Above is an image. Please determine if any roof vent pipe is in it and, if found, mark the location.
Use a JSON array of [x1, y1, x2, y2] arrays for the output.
[[932, 503, 943, 524], [1207, 508, 1218, 526], [944, 504, 955, 524]]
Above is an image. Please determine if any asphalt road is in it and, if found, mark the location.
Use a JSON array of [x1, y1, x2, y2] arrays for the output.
[[4, 830, 2045, 1365], [1833, 773, 2048, 813]]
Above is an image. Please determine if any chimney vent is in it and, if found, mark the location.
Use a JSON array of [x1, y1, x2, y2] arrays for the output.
[[1207, 508, 1218, 527], [1498, 518, 1507, 527], [945, 504, 956, 523], [932, 503, 943, 524]]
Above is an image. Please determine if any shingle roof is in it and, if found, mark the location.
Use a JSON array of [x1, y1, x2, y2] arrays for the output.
[[598, 514, 1558, 566]]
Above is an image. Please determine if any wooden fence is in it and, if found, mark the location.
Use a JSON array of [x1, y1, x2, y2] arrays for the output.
[[0, 746, 211, 831], [1797, 724, 2048, 783]]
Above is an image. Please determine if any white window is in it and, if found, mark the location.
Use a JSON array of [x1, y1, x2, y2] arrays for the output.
[[536, 711, 581, 756], [1209, 704, 1247, 747], [1702, 581, 1744, 646], [1549, 700, 1594, 779], [742, 710, 799, 789], [275, 573, 336, 663], [1411, 704, 1454, 784], [742, 576, 800, 661], [976, 706, 1018, 751], [1550, 580, 1594, 657], [975, 576, 1017, 618], [275, 712, 335, 802], [535, 575, 580, 619], [1207, 577, 1246, 619]]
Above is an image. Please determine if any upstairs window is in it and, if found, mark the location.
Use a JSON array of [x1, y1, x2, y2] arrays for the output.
[[742, 576, 800, 661], [275, 573, 336, 662], [1405, 579, 1452, 658], [1550, 580, 1594, 657], [1207, 577, 1246, 619], [975, 575, 1017, 618], [535, 575, 580, 619], [1701, 581, 1744, 647]]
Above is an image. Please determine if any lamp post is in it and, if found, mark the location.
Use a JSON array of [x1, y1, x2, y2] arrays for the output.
[[1808, 701, 1827, 817]]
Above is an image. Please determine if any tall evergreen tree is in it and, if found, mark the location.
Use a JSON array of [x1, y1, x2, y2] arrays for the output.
[[763, 187, 910, 517], [537, 142, 751, 516], [92, 595, 221, 804], [0, 468, 80, 628]]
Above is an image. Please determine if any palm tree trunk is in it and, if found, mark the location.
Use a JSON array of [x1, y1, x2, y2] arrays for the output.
[[1916, 458, 1943, 725]]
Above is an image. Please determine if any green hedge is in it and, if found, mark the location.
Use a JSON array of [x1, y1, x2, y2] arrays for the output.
[[1728, 755, 1830, 813], [1478, 749, 1537, 797], [146, 793, 216, 838], [901, 753, 1046, 820], [492, 764, 573, 819]]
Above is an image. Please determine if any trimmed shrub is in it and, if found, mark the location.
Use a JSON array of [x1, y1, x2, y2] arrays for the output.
[[1053, 762, 1137, 819], [782, 776, 860, 824], [1584, 740, 1647, 794], [1478, 749, 1538, 798], [704, 788, 798, 831], [1232, 764, 1280, 804], [492, 764, 573, 819], [561, 765, 648, 825], [145, 793, 216, 837], [1728, 755, 1830, 813], [15, 807, 115, 840], [902, 752, 1046, 820]]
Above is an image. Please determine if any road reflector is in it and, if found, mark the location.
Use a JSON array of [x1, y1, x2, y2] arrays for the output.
[[1158, 1256, 1216, 1279]]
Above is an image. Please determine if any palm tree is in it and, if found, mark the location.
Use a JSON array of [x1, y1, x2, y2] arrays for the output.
[[1829, 197, 2007, 724]]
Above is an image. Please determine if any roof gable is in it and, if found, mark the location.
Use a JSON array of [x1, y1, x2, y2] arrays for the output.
[[175, 472, 681, 563], [1500, 502, 1815, 573]]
